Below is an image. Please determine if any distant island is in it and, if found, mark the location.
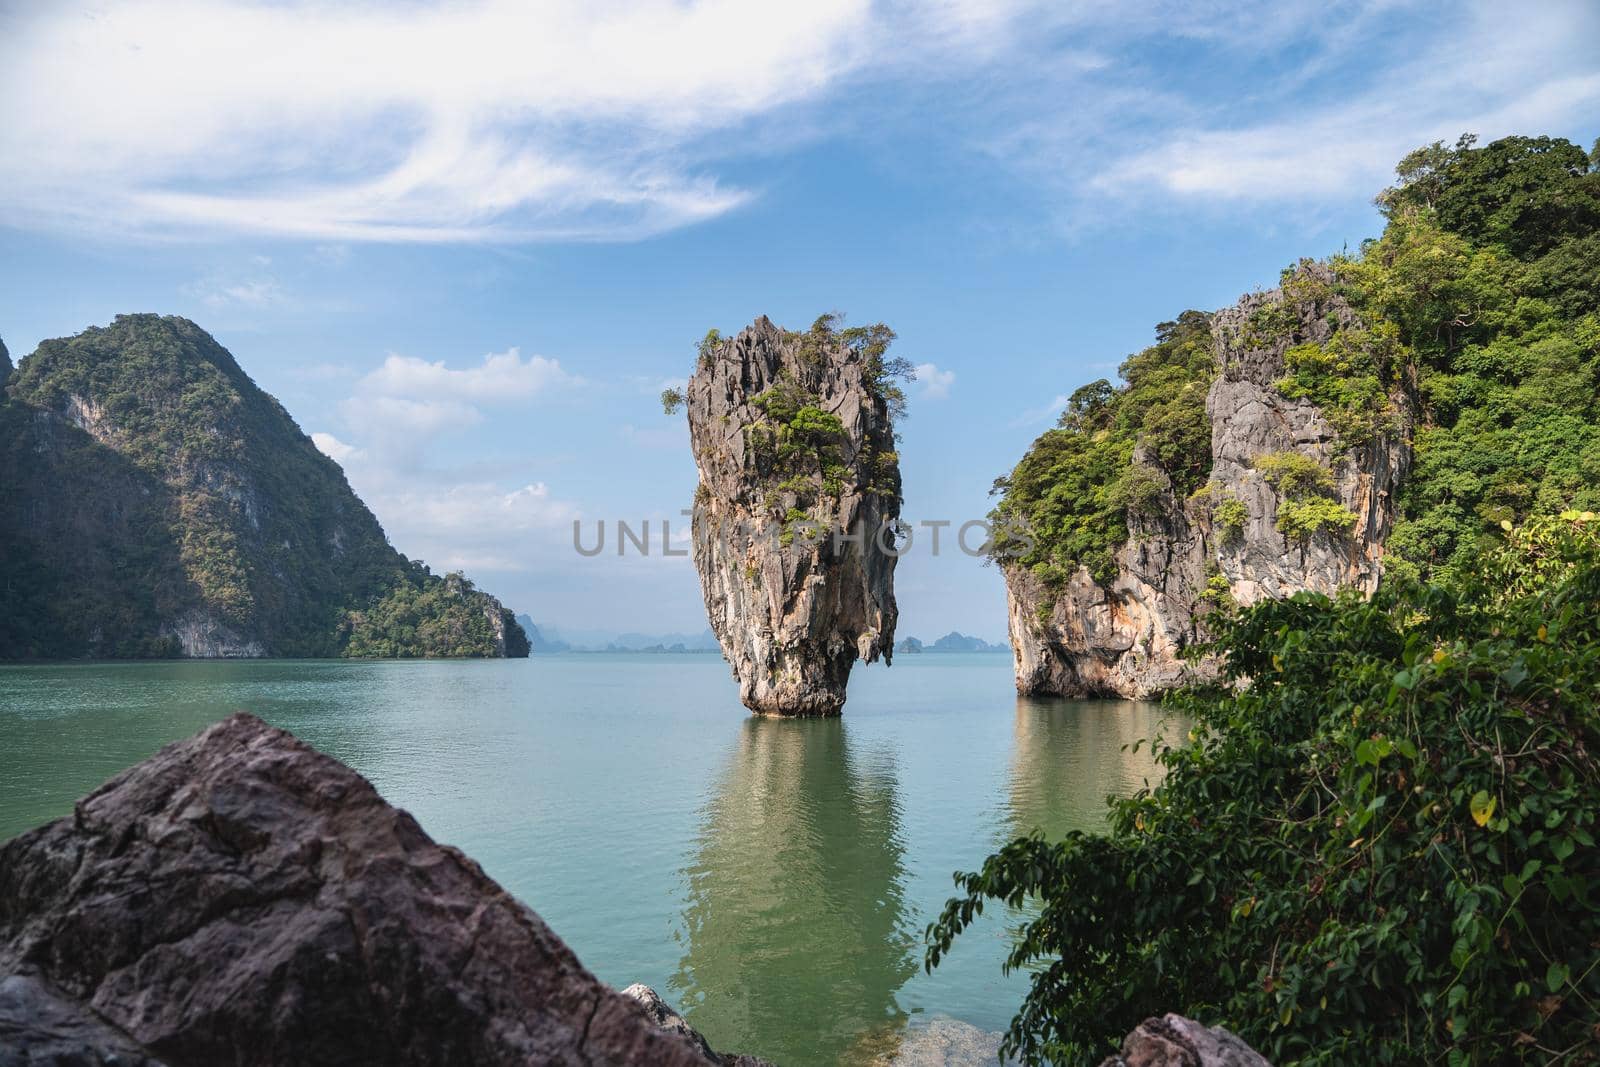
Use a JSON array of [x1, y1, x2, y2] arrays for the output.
[[0, 315, 528, 660], [517, 619, 1009, 656], [896, 632, 1009, 654], [516, 616, 721, 653]]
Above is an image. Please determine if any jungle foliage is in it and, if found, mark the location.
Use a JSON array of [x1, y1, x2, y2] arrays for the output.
[[990, 310, 1215, 583], [0, 315, 525, 659], [941, 134, 1600, 1065], [991, 133, 1600, 592], [929, 513, 1600, 1065]]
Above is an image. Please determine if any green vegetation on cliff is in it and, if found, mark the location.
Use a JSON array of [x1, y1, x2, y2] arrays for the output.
[[990, 310, 1214, 583], [941, 133, 1600, 1066], [930, 513, 1600, 1065], [1345, 134, 1600, 583], [0, 314, 526, 659], [992, 134, 1600, 591]]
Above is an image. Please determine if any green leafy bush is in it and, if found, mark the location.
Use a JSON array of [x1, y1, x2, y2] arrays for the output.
[[1252, 451, 1336, 498], [1108, 463, 1169, 517], [1276, 497, 1359, 541], [696, 329, 723, 369], [1274, 321, 1406, 447], [991, 312, 1214, 584], [927, 514, 1600, 1065], [1215, 496, 1248, 536]]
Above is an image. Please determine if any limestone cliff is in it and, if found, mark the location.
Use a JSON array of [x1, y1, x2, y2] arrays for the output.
[[686, 316, 903, 715], [0, 315, 528, 660], [1006, 264, 1410, 697]]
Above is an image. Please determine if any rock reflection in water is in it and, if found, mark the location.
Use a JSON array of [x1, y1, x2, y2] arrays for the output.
[[1006, 696, 1182, 841], [670, 716, 916, 1067]]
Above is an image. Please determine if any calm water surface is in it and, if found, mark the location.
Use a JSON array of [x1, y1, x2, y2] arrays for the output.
[[0, 653, 1181, 1066]]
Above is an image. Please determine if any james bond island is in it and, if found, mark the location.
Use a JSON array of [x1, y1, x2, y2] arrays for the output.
[[669, 315, 910, 716], [3, 7, 1599, 1061]]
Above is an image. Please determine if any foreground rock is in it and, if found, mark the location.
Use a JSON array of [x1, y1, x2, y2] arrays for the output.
[[1007, 264, 1409, 697], [685, 316, 903, 715], [620, 984, 772, 1067], [1098, 1015, 1272, 1067], [0, 714, 744, 1066]]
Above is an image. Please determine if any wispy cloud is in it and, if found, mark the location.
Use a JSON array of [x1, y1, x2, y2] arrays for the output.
[[1, 0, 1593, 243], [0, 0, 876, 241], [180, 258, 286, 309], [1010, 393, 1069, 428], [1082, 2, 1600, 207], [338, 346, 577, 468], [913, 362, 955, 400]]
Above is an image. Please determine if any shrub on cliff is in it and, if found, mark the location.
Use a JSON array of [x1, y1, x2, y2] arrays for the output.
[[990, 311, 1214, 585], [993, 134, 1600, 598], [927, 513, 1600, 1065]]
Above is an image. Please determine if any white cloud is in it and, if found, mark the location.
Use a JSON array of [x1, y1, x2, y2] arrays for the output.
[[311, 431, 364, 465], [913, 362, 955, 400], [0, 0, 880, 241], [335, 346, 577, 464], [181, 273, 284, 309], [1011, 393, 1070, 428], [362, 348, 575, 403], [1085, 2, 1600, 205], [342, 395, 483, 442]]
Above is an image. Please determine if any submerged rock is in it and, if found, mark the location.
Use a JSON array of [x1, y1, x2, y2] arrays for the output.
[[0, 714, 733, 1066], [685, 316, 903, 715], [1007, 264, 1409, 698], [1098, 1014, 1272, 1067]]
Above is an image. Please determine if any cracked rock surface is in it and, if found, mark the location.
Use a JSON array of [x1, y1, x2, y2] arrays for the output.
[[0, 714, 729, 1067]]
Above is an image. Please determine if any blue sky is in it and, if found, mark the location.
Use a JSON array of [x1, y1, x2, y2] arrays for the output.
[[2, 0, 1596, 640]]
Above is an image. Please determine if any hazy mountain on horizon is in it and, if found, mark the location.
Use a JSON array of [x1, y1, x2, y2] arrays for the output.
[[514, 615, 720, 653], [897, 631, 1008, 653]]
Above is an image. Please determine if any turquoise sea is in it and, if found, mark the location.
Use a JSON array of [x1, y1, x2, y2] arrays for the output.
[[0, 653, 1180, 1066]]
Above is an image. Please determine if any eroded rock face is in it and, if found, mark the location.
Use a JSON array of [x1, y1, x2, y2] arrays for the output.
[[1009, 264, 1410, 698], [1097, 1014, 1272, 1067], [687, 317, 901, 715], [0, 714, 731, 1067]]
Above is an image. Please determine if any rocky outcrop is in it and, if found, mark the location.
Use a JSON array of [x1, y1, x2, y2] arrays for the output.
[[1009, 264, 1410, 697], [686, 317, 901, 715], [1097, 1015, 1271, 1067], [0, 315, 528, 659], [0, 714, 739, 1067], [620, 984, 774, 1067]]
